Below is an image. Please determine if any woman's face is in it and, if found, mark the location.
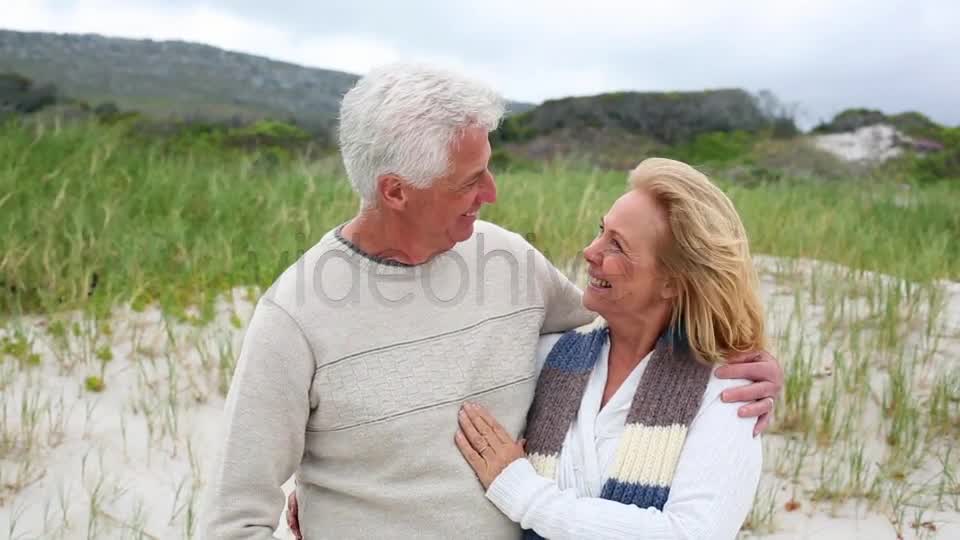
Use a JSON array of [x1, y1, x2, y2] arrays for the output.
[[582, 189, 674, 321]]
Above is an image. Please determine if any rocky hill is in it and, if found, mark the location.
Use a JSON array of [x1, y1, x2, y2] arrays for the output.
[[812, 108, 943, 140], [0, 30, 363, 133], [497, 89, 788, 146], [0, 29, 532, 134], [2, 29, 787, 147]]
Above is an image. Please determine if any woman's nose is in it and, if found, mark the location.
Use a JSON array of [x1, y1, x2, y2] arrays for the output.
[[583, 238, 602, 265]]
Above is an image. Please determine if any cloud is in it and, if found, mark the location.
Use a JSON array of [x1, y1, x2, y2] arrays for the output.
[[5, 0, 959, 126]]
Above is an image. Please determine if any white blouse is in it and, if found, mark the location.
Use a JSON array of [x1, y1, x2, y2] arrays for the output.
[[486, 334, 762, 539]]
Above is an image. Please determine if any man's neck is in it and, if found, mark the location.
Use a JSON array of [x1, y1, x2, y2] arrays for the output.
[[341, 209, 448, 265]]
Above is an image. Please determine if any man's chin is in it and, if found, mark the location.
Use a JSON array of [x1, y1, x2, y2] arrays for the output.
[[451, 220, 476, 241]]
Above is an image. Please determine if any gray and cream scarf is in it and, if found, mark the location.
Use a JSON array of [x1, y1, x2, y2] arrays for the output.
[[522, 319, 712, 539]]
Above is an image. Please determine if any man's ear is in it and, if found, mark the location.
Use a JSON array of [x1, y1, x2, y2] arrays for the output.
[[376, 174, 407, 210]]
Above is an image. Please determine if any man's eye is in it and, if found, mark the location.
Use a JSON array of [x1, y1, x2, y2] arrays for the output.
[[612, 240, 622, 250]]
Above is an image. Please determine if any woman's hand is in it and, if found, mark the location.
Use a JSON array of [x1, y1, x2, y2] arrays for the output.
[[286, 490, 301, 540], [454, 402, 526, 490]]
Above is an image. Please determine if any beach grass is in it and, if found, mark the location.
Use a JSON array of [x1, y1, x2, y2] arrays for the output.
[[2, 120, 958, 319], [1, 118, 959, 538]]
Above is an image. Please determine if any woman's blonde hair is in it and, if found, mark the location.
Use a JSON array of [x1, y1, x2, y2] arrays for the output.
[[629, 157, 765, 364]]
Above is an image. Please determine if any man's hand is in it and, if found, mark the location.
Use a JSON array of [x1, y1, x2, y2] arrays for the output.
[[286, 491, 301, 540], [716, 350, 783, 437]]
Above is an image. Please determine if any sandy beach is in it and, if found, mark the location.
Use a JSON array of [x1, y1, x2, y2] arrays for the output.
[[2, 255, 958, 539]]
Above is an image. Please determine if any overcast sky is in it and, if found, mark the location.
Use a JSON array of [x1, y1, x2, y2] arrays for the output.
[[6, 0, 959, 128]]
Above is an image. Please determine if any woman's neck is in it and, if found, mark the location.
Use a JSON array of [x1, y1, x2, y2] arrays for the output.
[[606, 309, 670, 370]]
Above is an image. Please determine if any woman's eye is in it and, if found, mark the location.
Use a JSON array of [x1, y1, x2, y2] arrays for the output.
[[612, 240, 622, 250]]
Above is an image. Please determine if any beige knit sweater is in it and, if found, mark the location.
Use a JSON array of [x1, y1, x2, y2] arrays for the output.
[[201, 220, 595, 539]]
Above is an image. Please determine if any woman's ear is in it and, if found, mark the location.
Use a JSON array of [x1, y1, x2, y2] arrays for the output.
[[660, 276, 680, 300]]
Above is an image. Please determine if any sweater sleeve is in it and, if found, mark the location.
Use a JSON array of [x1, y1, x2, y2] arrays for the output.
[[200, 297, 317, 540], [485, 381, 762, 540], [534, 334, 564, 375], [529, 246, 595, 333]]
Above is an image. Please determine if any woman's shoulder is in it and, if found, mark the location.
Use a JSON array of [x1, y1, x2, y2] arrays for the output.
[[705, 367, 750, 397], [534, 333, 565, 373], [534, 319, 608, 371], [690, 367, 757, 428], [700, 368, 751, 406], [537, 333, 565, 353]]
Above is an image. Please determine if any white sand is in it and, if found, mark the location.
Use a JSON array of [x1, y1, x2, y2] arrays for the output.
[[2, 259, 958, 539], [0, 289, 295, 539], [812, 124, 905, 163]]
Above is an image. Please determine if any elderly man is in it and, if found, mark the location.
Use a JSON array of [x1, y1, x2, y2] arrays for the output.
[[202, 64, 781, 539]]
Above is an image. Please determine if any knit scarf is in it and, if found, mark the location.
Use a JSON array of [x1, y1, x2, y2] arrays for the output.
[[521, 320, 712, 539]]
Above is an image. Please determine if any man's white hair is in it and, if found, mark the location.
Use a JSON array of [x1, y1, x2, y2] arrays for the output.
[[339, 63, 505, 206]]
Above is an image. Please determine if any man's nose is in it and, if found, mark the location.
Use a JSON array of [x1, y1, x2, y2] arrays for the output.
[[480, 172, 497, 204]]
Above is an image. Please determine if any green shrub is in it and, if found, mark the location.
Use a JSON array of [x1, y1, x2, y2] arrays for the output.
[[814, 108, 942, 140], [668, 130, 756, 165], [84, 375, 106, 393], [910, 127, 960, 183], [889, 112, 942, 139], [227, 119, 310, 141], [494, 113, 536, 143], [813, 108, 887, 133], [0, 72, 58, 113]]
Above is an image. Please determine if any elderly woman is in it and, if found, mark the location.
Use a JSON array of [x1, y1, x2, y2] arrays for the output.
[[454, 158, 765, 539]]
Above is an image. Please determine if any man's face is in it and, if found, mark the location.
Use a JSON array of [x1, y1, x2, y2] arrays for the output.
[[405, 125, 497, 251]]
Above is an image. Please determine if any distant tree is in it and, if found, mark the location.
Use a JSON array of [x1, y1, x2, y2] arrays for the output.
[[813, 108, 943, 139], [888, 112, 942, 139], [94, 102, 119, 116], [502, 89, 773, 146], [910, 127, 960, 182], [752, 90, 782, 120], [0, 73, 58, 113], [812, 108, 887, 134], [752, 89, 799, 138]]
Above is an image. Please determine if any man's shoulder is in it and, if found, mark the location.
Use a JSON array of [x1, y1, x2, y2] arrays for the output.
[[473, 219, 524, 241], [260, 227, 342, 314], [466, 220, 537, 256]]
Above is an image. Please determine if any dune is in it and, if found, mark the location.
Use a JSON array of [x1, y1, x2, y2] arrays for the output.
[[1, 256, 958, 539]]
